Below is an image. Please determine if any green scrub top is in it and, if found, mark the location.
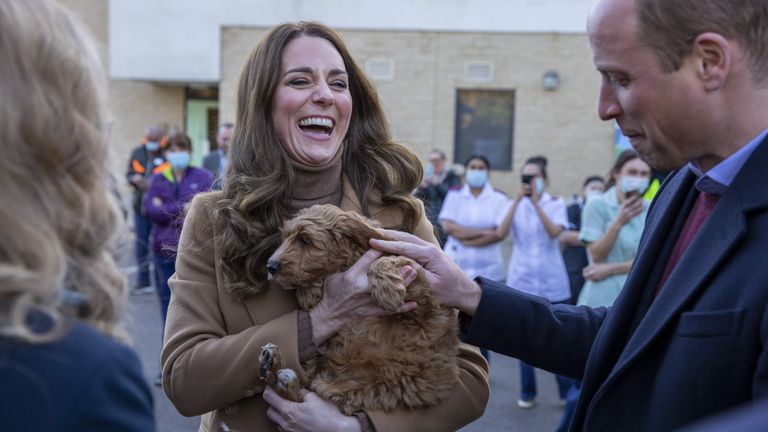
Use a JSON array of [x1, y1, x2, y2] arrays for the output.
[[577, 186, 648, 307]]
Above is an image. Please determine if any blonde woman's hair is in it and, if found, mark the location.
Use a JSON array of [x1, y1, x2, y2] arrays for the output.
[[0, 0, 126, 342]]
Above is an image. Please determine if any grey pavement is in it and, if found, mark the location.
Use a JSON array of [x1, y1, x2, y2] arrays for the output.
[[124, 285, 200, 432], [126, 287, 564, 432]]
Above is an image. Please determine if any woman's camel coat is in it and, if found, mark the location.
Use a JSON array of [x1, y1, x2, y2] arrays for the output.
[[161, 177, 489, 432]]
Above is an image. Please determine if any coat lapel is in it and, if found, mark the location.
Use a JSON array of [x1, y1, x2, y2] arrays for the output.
[[339, 175, 364, 213], [577, 169, 696, 411], [601, 137, 768, 389]]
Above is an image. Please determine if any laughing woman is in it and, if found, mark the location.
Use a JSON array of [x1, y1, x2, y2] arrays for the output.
[[161, 22, 489, 432]]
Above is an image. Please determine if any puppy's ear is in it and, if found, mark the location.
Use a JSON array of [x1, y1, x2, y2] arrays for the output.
[[333, 212, 383, 250]]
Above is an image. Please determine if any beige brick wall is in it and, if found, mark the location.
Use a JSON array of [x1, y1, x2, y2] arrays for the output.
[[220, 27, 615, 198], [59, 0, 185, 192], [55, 0, 618, 201]]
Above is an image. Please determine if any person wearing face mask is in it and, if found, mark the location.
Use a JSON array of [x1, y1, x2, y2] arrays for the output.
[[578, 149, 650, 307], [495, 155, 573, 409], [415, 149, 462, 247], [438, 155, 512, 360], [126, 124, 169, 295], [143, 133, 212, 371]]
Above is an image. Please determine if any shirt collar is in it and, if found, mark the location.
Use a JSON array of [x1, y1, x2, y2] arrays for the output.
[[688, 128, 768, 195], [461, 182, 494, 198], [604, 186, 620, 208]]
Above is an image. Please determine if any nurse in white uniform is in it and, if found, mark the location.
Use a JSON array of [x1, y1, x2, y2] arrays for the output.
[[495, 155, 574, 409], [438, 155, 512, 360]]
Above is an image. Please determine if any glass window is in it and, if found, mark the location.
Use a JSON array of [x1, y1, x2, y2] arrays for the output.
[[454, 89, 515, 170]]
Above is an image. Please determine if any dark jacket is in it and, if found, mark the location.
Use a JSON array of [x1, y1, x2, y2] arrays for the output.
[[562, 200, 588, 303], [0, 320, 155, 432], [202, 150, 224, 190], [126, 144, 167, 213], [680, 398, 768, 432], [144, 166, 213, 256], [415, 170, 462, 246], [462, 136, 768, 431]]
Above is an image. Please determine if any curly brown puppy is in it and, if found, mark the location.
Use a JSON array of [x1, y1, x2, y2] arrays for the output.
[[260, 204, 460, 415]]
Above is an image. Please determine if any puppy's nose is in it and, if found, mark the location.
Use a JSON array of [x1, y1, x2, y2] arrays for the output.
[[266, 260, 280, 275]]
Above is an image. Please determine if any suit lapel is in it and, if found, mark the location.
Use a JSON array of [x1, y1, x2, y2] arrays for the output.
[[577, 169, 696, 412], [600, 137, 768, 391], [608, 190, 746, 375]]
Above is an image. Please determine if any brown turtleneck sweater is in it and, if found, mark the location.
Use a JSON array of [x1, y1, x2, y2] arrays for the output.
[[288, 144, 344, 213], [290, 145, 345, 361], [289, 146, 373, 431]]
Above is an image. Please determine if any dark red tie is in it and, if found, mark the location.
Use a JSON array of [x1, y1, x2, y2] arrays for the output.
[[656, 190, 720, 296]]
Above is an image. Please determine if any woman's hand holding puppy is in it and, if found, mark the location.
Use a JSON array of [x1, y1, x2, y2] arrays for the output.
[[309, 249, 418, 346]]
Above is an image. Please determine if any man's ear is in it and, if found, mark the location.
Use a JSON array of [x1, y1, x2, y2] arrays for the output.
[[691, 32, 732, 92]]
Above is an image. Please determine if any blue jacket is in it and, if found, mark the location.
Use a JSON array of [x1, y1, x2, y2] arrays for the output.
[[462, 136, 768, 431], [0, 321, 155, 431], [144, 166, 212, 256]]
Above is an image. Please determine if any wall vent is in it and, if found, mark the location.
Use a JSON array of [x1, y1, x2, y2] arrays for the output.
[[464, 61, 494, 82], [365, 58, 395, 81]]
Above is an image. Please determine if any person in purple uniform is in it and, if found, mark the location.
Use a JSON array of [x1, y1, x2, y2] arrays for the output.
[[144, 132, 213, 329]]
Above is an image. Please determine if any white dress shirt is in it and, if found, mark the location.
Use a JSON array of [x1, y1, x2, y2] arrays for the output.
[[439, 183, 512, 281], [505, 192, 571, 302]]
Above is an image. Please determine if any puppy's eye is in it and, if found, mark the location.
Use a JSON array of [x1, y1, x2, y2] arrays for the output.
[[299, 236, 312, 245]]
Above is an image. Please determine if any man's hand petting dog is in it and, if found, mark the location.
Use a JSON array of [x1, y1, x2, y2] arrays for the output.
[[370, 229, 483, 316], [308, 248, 419, 346], [263, 387, 362, 432]]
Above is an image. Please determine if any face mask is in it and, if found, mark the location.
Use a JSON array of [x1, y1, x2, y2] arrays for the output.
[[145, 140, 160, 152], [465, 169, 488, 188], [534, 177, 545, 195], [585, 189, 603, 202], [620, 175, 650, 195], [423, 163, 435, 179], [166, 151, 190, 170]]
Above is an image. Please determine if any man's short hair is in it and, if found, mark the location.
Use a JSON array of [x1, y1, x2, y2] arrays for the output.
[[218, 122, 234, 134], [637, 0, 768, 83], [145, 124, 164, 137], [429, 149, 446, 160]]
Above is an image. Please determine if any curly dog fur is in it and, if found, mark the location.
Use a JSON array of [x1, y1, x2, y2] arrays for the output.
[[261, 204, 460, 415]]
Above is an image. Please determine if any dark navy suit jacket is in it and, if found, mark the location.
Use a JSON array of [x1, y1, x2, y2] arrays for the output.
[[464, 137, 768, 431], [680, 398, 768, 432], [0, 321, 155, 431]]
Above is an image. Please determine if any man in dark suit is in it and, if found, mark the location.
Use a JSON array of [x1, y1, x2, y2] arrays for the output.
[[371, 0, 768, 430], [202, 122, 234, 190]]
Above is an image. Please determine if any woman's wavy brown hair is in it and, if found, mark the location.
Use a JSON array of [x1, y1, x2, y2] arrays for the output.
[[215, 22, 423, 298], [0, 0, 126, 341]]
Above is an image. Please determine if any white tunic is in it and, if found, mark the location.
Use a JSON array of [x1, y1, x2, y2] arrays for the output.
[[505, 192, 571, 302], [439, 183, 512, 281]]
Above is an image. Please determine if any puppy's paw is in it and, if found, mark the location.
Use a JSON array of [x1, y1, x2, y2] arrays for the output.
[[276, 368, 303, 402], [369, 256, 407, 312], [259, 343, 283, 384]]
